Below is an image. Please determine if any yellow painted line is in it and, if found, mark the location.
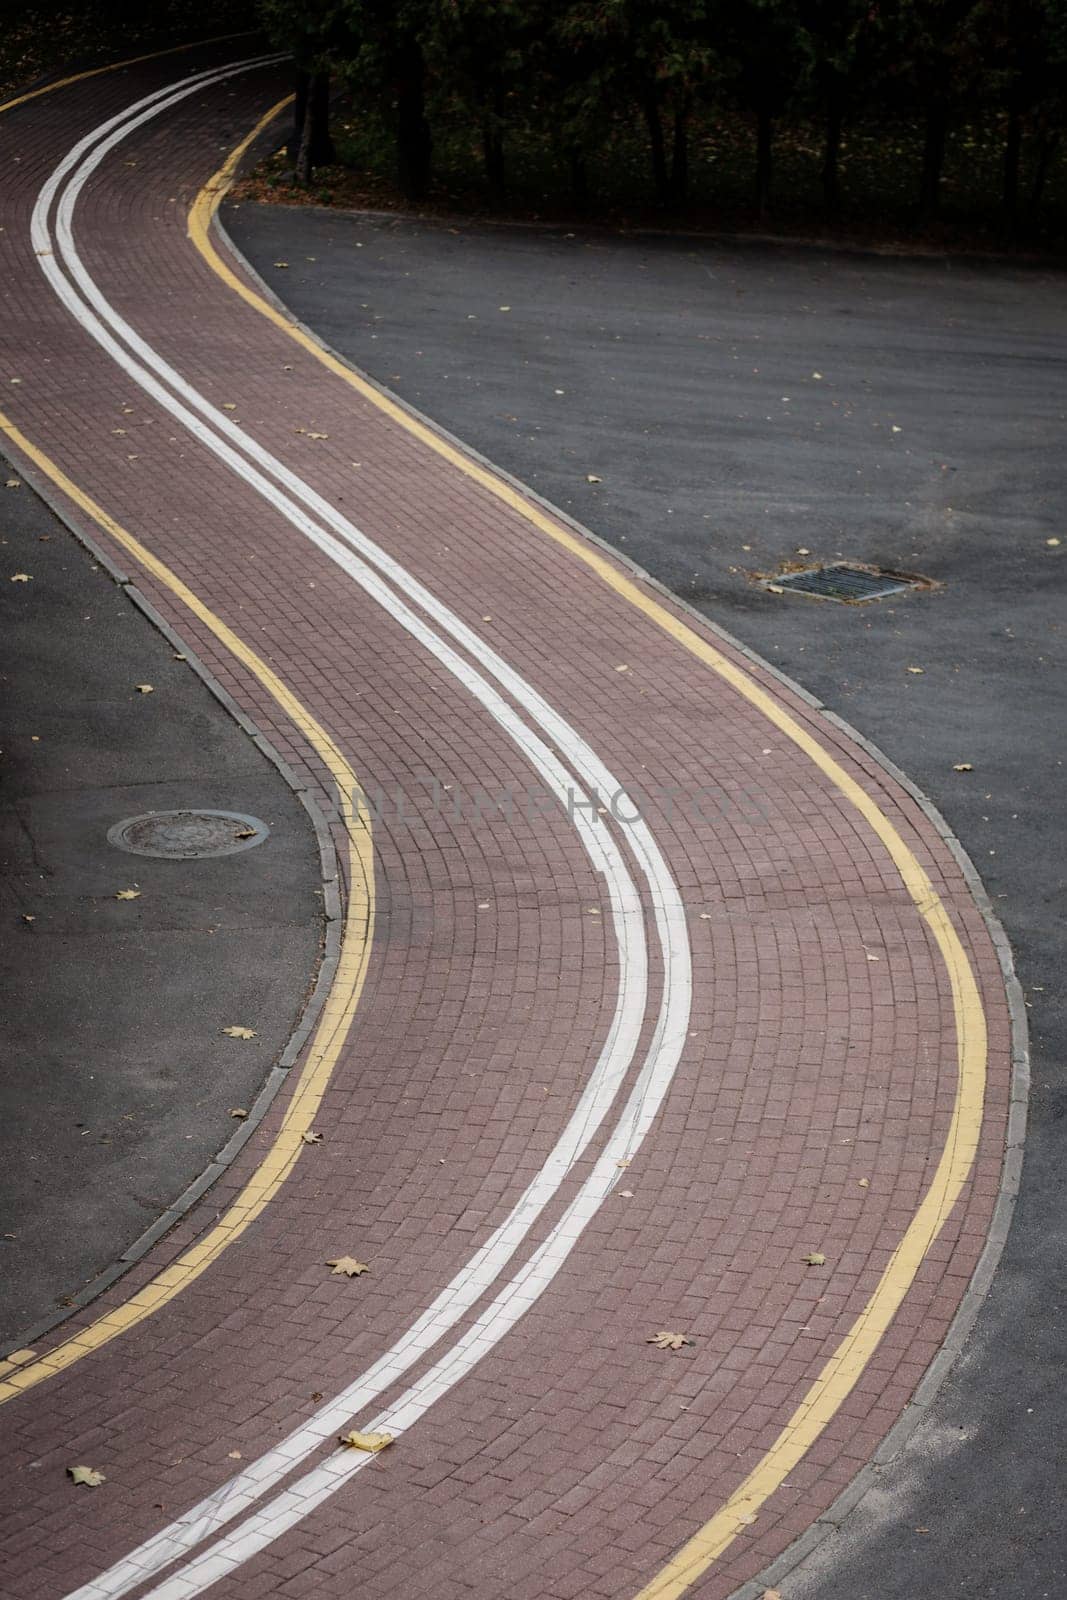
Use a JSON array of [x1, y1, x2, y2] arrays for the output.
[[194, 110, 990, 1595], [0, 30, 257, 117], [0, 409, 374, 1404]]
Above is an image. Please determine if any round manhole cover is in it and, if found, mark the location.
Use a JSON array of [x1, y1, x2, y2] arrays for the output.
[[106, 809, 270, 860]]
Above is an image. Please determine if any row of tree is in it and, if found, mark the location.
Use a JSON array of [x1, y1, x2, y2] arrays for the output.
[[260, 1, 1067, 231]]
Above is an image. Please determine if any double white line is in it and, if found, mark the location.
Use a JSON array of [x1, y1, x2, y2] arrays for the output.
[[36, 58, 695, 1600]]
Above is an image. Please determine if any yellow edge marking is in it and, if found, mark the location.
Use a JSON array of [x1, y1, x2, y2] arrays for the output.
[[0, 410, 374, 1405], [0, 30, 258, 117], [194, 105, 990, 1596]]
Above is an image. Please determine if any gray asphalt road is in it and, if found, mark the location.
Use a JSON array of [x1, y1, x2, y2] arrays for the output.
[[0, 468, 324, 1345], [228, 202, 1066, 1600]]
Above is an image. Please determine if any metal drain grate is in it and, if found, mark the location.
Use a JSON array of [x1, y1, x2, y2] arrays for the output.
[[107, 810, 269, 860], [763, 564, 918, 603]]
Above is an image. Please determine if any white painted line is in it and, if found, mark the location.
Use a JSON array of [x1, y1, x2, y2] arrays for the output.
[[36, 69, 693, 1600]]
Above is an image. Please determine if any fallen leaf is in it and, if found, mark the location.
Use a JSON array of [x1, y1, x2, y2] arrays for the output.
[[222, 1025, 256, 1039], [587, 474, 602, 483], [952, 763, 974, 772], [227, 1450, 242, 1459], [221, 403, 237, 411], [234, 827, 257, 839], [135, 683, 154, 694], [762, 1589, 783, 1599], [5, 478, 21, 489], [615, 663, 631, 673], [647, 1331, 693, 1351], [68, 1465, 105, 1488], [1046, 537, 1061, 547], [338, 1430, 392, 1453], [906, 666, 925, 674], [498, 305, 511, 311], [273, 261, 289, 268], [618, 1189, 635, 1199], [767, 582, 784, 595], [307, 432, 329, 440], [802, 1252, 826, 1266], [229, 1107, 249, 1119], [891, 424, 903, 432], [796, 546, 811, 555], [10, 573, 31, 582], [173, 653, 186, 661], [616, 1158, 631, 1169], [21, 914, 35, 924], [115, 888, 141, 901], [858, 1177, 870, 1188], [327, 1256, 370, 1277], [302, 1130, 324, 1144]]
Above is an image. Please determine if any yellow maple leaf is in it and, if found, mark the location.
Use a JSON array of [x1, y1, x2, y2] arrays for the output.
[[115, 889, 141, 901], [647, 1331, 693, 1351], [222, 1025, 256, 1040], [337, 1431, 392, 1453], [68, 1465, 106, 1487]]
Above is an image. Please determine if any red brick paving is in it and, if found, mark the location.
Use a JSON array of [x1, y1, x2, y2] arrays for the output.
[[0, 49, 1013, 1600]]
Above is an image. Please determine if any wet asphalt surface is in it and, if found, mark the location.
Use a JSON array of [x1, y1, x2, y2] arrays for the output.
[[228, 202, 1066, 1600], [0, 472, 323, 1344]]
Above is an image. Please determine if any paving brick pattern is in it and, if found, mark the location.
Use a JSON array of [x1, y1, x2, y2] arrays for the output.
[[0, 52, 1013, 1600]]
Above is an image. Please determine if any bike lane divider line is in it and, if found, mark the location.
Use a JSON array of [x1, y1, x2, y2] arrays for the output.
[[30, 69, 701, 1600], [0, 404, 375, 1408], [7, 59, 669, 1453]]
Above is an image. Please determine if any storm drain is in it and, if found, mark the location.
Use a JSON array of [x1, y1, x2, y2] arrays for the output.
[[107, 809, 269, 859], [762, 563, 922, 603]]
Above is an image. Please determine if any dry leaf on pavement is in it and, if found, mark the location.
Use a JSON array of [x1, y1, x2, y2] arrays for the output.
[[302, 1130, 324, 1144], [952, 763, 974, 772], [802, 1252, 826, 1266], [115, 889, 141, 900], [647, 1331, 693, 1351], [135, 684, 154, 694], [229, 1108, 248, 1119], [10, 573, 31, 582], [68, 1465, 106, 1487], [327, 1257, 370, 1277], [338, 1431, 393, 1453], [222, 1026, 256, 1040]]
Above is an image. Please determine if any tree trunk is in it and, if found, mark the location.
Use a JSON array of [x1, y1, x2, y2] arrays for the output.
[[292, 72, 334, 180], [292, 72, 335, 184], [295, 78, 315, 185], [567, 145, 588, 207], [1002, 93, 1022, 233], [289, 71, 308, 167], [670, 95, 691, 206], [308, 72, 335, 167], [1029, 129, 1060, 216], [395, 34, 432, 200], [756, 106, 773, 221], [642, 87, 669, 205], [919, 97, 947, 219], [822, 86, 843, 215], [482, 99, 506, 199]]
